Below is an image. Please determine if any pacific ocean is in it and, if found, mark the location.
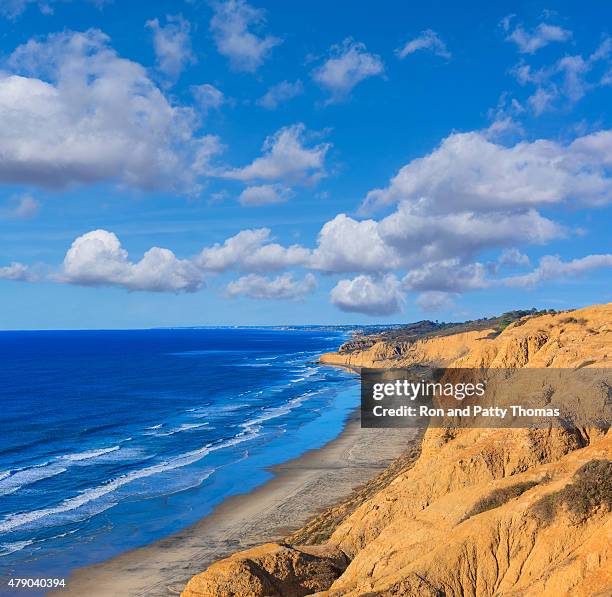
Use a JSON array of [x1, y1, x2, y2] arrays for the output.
[[0, 328, 358, 587]]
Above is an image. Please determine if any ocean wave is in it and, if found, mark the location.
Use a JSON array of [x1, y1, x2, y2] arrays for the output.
[[0, 526, 81, 557], [0, 463, 67, 496], [0, 427, 261, 534], [0, 539, 34, 557], [155, 422, 210, 436], [231, 362, 271, 367], [0, 442, 139, 496], [207, 403, 246, 413], [60, 446, 120, 462], [242, 392, 314, 428]]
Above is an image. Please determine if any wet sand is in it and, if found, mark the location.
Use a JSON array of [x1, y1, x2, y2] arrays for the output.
[[53, 412, 418, 596]]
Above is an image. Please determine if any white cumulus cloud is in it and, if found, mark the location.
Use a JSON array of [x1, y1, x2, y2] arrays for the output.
[[195, 228, 310, 272], [312, 38, 384, 103], [505, 21, 572, 54], [415, 291, 455, 312], [226, 272, 316, 300], [503, 254, 612, 287], [330, 274, 404, 316], [0, 29, 220, 192], [378, 206, 561, 267], [223, 123, 330, 184], [192, 83, 225, 113], [513, 38, 612, 115], [238, 184, 292, 206], [60, 229, 204, 292], [403, 259, 488, 292], [498, 248, 531, 268], [0, 262, 34, 282], [257, 80, 303, 109], [310, 214, 400, 273], [209, 0, 281, 72], [146, 14, 194, 80], [363, 130, 612, 212]]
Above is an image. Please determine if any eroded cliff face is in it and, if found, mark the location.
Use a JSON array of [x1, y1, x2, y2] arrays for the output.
[[320, 305, 611, 370], [319, 328, 493, 370], [182, 304, 611, 597]]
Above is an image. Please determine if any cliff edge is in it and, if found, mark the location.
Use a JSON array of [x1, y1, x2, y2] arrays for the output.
[[182, 303, 611, 597]]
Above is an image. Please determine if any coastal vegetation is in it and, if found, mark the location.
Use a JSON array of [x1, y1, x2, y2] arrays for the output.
[[531, 459, 612, 525], [462, 479, 541, 521], [338, 308, 556, 355]]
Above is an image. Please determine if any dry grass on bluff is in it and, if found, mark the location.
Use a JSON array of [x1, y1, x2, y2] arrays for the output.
[[462, 480, 541, 522], [531, 459, 612, 525]]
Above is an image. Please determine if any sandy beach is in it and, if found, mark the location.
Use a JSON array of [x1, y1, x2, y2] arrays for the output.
[[53, 411, 420, 597]]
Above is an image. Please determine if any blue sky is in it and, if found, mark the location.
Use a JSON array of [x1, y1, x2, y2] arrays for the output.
[[0, 0, 610, 329]]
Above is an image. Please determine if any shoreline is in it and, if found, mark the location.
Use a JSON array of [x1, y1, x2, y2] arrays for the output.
[[53, 408, 419, 597]]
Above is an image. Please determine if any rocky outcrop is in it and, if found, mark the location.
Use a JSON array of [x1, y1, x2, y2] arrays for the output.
[[181, 544, 349, 597], [182, 303, 611, 597], [320, 328, 493, 370]]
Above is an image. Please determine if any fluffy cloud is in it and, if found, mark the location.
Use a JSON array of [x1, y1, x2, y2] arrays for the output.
[[312, 38, 384, 103], [146, 14, 194, 80], [503, 254, 612, 287], [223, 124, 330, 183], [379, 206, 561, 266], [528, 86, 557, 115], [310, 214, 399, 273], [60, 230, 204, 292], [363, 131, 612, 212], [503, 17, 572, 54], [192, 83, 225, 113], [196, 228, 310, 272], [498, 248, 531, 268], [0, 29, 220, 191], [309, 206, 567, 291], [512, 37, 612, 114], [415, 291, 455, 312], [0, 262, 34, 282], [305, 129, 609, 288], [209, 0, 281, 72], [396, 30, 450, 59], [274, 207, 559, 280], [571, 130, 612, 166], [403, 259, 488, 292], [257, 80, 303, 109], [226, 272, 316, 300], [331, 275, 404, 316], [3, 194, 40, 219], [238, 184, 292, 206]]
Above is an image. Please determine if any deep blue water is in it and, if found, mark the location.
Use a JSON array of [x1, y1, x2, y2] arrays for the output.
[[0, 328, 357, 588]]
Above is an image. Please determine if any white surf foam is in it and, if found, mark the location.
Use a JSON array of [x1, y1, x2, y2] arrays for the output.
[[155, 422, 210, 436], [0, 427, 260, 533], [0, 463, 67, 496], [60, 446, 120, 462], [0, 540, 34, 557]]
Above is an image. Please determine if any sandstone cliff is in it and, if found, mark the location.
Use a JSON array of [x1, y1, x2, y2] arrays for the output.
[[182, 303, 611, 597]]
